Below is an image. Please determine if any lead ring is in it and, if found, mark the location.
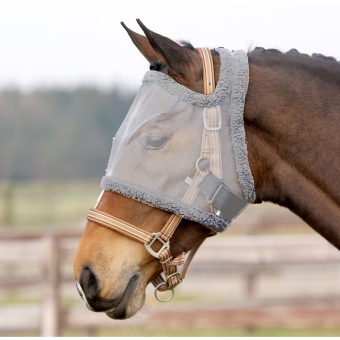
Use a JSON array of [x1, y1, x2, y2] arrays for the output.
[[154, 282, 174, 302]]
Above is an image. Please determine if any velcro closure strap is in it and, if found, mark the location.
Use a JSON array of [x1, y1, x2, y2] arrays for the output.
[[198, 171, 248, 221]]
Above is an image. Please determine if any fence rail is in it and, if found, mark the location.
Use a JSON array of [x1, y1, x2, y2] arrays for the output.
[[1, 230, 340, 335]]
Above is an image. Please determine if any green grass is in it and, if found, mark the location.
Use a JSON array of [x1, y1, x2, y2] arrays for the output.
[[90, 326, 340, 337], [0, 179, 101, 228], [4, 326, 340, 337], [0, 179, 312, 235], [0, 292, 40, 305]]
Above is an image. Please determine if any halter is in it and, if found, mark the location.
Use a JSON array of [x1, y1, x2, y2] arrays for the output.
[[87, 48, 217, 302]]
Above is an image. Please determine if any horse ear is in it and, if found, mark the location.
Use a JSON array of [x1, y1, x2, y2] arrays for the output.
[[121, 22, 160, 63], [136, 19, 195, 75]]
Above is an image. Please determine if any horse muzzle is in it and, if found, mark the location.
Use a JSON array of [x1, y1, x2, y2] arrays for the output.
[[76, 266, 142, 319]]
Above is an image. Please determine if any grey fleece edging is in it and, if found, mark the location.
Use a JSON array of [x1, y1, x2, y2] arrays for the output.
[[227, 49, 256, 202], [143, 47, 256, 203], [101, 176, 229, 233], [142, 48, 233, 108]]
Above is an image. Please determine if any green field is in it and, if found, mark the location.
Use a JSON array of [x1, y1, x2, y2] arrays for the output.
[[0, 179, 311, 235], [5, 326, 340, 337], [82, 326, 340, 337], [0, 179, 101, 229], [0, 180, 336, 337]]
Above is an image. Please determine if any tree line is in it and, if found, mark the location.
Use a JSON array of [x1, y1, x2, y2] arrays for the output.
[[0, 86, 137, 181]]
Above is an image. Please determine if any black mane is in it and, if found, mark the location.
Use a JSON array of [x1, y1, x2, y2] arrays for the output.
[[250, 46, 340, 65], [177, 40, 340, 69], [248, 46, 340, 90]]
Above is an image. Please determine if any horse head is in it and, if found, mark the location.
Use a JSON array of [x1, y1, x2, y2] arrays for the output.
[[73, 20, 224, 320]]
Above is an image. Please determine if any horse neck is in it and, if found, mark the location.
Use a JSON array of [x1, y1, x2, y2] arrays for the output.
[[243, 52, 340, 248]]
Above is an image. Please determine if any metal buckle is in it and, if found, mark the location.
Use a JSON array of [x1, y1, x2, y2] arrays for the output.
[[145, 232, 169, 259], [167, 272, 181, 284]]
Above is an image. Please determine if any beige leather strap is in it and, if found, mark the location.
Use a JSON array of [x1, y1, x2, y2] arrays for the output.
[[87, 208, 152, 244], [203, 106, 223, 179], [148, 48, 217, 247], [156, 166, 207, 243], [196, 47, 216, 94], [159, 214, 182, 241], [153, 48, 218, 291]]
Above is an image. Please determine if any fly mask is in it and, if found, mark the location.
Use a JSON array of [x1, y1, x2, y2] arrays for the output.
[[87, 47, 256, 300]]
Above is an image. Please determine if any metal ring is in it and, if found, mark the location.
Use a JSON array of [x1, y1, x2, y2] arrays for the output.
[[154, 282, 174, 302]]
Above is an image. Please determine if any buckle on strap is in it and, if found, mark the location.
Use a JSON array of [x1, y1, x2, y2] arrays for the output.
[[154, 282, 175, 302], [144, 232, 169, 259], [203, 106, 221, 131], [167, 272, 182, 285]]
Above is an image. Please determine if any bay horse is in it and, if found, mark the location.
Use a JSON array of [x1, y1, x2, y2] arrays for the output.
[[73, 19, 340, 320]]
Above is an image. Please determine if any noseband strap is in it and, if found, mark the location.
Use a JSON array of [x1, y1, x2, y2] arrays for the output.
[[87, 47, 216, 301], [87, 208, 153, 244]]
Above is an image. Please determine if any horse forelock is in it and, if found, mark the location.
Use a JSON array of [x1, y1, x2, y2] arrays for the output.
[[177, 40, 195, 50]]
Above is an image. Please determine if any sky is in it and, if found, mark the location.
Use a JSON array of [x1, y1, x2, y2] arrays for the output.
[[1, 0, 340, 91]]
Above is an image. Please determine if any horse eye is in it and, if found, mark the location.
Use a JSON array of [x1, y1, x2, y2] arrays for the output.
[[145, 134, 168, 150]]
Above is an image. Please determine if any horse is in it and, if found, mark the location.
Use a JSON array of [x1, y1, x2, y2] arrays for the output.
[[73, 19, 340, 320]]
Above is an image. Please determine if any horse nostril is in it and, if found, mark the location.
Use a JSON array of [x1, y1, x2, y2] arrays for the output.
[[79, 266, 99, 300]]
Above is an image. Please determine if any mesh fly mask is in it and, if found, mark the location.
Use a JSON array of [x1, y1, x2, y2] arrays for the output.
[[87, 47, 255, 300]]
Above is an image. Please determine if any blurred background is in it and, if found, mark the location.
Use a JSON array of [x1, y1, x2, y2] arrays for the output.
[[1, 0, 340, 336]]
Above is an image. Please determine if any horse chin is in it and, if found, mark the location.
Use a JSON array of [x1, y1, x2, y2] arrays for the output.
[[103, 275, 146, 320], [105, 287, 146, 320]]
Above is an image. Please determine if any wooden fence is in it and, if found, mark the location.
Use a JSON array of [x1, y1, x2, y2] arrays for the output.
[[1, 230, 340, 336]]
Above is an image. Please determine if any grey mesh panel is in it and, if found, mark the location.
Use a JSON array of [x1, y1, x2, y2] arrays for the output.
[[101, 48, 255, 232]]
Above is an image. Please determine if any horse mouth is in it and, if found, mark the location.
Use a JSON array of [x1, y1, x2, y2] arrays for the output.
[[105, 273, 140, 320]]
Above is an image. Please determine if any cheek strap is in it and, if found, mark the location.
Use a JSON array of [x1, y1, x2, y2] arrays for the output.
[[196, 47, 216, 94]]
